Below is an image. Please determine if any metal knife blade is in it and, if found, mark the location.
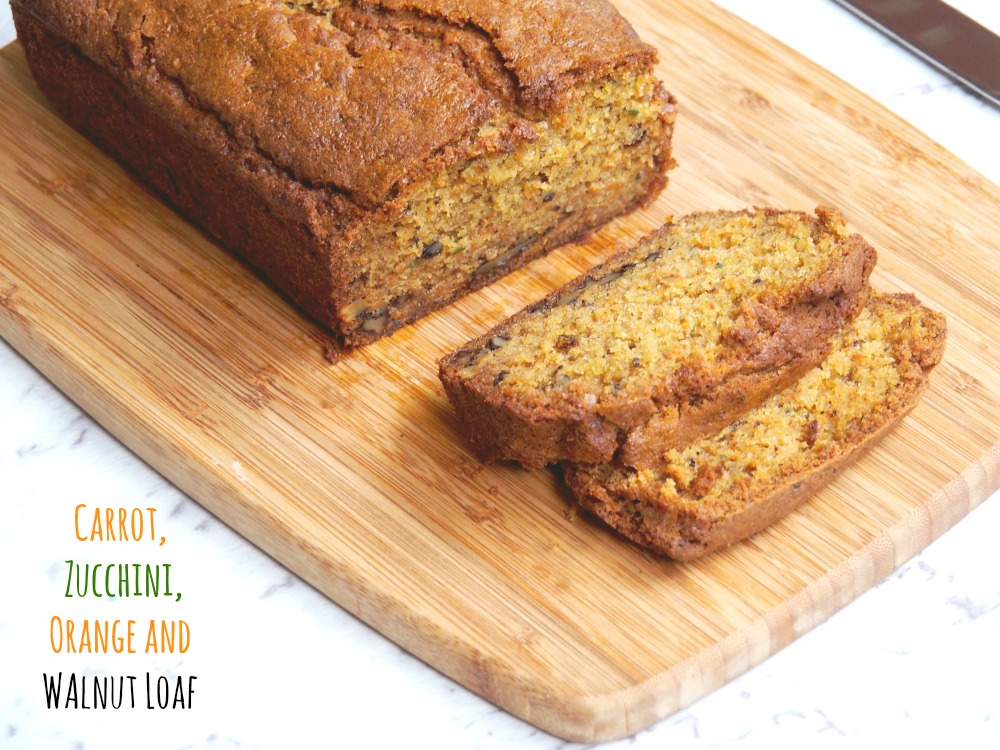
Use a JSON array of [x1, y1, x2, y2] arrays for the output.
[[831, 0, 1000, 107]]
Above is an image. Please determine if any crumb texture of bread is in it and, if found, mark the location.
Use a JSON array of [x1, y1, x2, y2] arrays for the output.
[[12, 0, 676, 344], [563, 292, 947, 561], [439, 207, 877, 468]]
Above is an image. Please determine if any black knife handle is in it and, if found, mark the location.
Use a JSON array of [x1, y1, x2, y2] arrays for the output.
[[832, 0, 1000, 106]]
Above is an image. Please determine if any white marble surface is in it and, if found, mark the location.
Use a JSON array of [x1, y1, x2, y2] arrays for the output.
[[1, 1, 999, 748]]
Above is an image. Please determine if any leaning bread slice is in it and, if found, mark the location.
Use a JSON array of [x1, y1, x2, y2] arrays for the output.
[[563, 292, 947, 561], [439, 207, 876, 469]]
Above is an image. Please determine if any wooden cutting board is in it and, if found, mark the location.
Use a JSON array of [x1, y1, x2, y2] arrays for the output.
[[2, 0, 999, 741]]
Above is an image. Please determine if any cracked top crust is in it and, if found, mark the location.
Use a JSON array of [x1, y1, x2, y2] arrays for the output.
[[21, 0, 657, 208]]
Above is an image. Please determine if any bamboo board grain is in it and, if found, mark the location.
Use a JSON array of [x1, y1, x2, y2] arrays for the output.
[[1, 0, 999, 740]]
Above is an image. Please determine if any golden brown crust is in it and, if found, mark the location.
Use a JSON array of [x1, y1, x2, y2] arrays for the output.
[[439, 207, 877, 469], [563, 293, 947, 561], [13, 9, 351, 321], [15, 0, 657, 209]]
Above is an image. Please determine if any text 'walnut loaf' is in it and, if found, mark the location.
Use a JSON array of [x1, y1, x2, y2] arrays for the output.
[[563, 292, 946, 561], [12, 0, 677, 345], [438, 207, 876, 469]]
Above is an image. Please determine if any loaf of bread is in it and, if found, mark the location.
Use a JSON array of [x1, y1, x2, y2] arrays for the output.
[[12, 0, 676, 345], [439, 207, 877, 469], [563, 292, 946, 561]]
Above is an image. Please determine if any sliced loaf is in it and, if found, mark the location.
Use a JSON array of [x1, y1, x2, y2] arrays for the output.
[[563, 292, 947, 561], [13, 0, 676, 345]]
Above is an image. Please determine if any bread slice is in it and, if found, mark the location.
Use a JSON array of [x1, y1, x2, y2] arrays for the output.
[[439, 207, 877, 469], [563, 292, 947, 561], [13, 0, 676, 345]]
